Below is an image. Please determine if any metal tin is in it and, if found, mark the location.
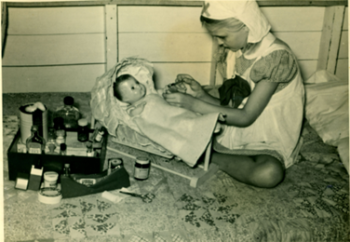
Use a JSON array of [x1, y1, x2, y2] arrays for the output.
[[133, 156, 150, 180]]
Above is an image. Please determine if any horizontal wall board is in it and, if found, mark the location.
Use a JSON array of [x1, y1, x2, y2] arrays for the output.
[[335, 59, 349, 81], [2, 34, 106, 66], [5, 0, 348, 7], [2, 65, 106, 93], [274, 32, 321, 60], [298, 60, 318, 80], [7, 7, 105, 35], [261, 7, 325, 32], [118, 6, 324, 33], [118, 6, 205, 33], [152, 62, 212, 88], [118, 33, 213, 62], [338, 30, 348, 58]]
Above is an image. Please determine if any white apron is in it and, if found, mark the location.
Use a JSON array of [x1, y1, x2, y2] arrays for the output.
[[214, 33, 305, 169]]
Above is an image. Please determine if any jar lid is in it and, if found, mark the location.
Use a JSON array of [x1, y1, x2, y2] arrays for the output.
[[78, 118, 88, 126], [136, 156, 150, 165]]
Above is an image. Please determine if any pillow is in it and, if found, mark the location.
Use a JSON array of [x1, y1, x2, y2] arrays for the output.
[[305, 70, 349, 147]]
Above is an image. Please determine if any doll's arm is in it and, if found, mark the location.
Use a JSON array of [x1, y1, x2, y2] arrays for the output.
[[126, 101, 147, 117]]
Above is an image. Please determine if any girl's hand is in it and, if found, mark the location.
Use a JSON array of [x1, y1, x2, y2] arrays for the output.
[[175, 74, 204, 98], [163, 92, 196, 110]]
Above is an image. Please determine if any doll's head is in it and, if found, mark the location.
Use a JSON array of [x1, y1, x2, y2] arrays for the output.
[[114, 74, 146, 104]]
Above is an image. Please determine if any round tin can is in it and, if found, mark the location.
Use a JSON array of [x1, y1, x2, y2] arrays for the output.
[[133, 156, 150, 180]]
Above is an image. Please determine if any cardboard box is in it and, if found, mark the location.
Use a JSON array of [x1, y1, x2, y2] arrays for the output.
[[7, 130, 107, 181]]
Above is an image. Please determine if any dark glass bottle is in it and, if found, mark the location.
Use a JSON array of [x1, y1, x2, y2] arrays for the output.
[[60, 143, 67, 156], [26, 125, 46, 154]]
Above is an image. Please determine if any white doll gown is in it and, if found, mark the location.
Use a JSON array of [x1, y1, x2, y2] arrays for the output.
[[214, 33, 305, 169]]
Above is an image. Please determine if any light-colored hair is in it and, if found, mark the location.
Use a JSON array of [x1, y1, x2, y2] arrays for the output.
[[200, 16, 245, 63]]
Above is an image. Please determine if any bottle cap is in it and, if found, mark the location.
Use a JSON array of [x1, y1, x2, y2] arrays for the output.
[[60, 143, 67, 151], [63, 96, 74, 106], [64, 163, 70, 168], [78, 118, 88, 126], [136, 156, 150, 165], [31, 125, 39, 131]]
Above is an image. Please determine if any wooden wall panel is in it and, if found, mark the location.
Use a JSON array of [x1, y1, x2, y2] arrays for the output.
[[152, 62, 212, 88], [2, 34, 105, 66], [2, 65, 105, 93], [261, 7, 324, 31], [274, 32, 321, 60], [118, 6, 325, 33], [7, 7, 105, 34], [298, 60, 318, 80], [335, 59, 349, 81], [338, 30, 348, 59], [342, 7, 348, 30], [118, 33, 212, 62], [118, 6, 205, 33]]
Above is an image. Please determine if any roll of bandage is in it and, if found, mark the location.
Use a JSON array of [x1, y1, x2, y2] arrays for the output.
[[19, 103, 48, 144], [38, 188, 62, 204]]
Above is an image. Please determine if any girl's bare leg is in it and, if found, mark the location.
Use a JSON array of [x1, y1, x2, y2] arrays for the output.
[[211, 152, 285, 188]]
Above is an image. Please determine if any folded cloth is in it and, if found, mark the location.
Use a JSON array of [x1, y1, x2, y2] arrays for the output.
[[130, 94, 219, 167], [218, 75, 251, 108]]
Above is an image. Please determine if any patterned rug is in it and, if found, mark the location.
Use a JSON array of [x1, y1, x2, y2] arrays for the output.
[[2, 96, 349, 241]]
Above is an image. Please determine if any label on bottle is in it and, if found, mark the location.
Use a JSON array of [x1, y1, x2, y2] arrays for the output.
[[95, 132, 103, 142], [28, 143, 42, 154], [56, 136, 65, 145], [86, 151, 94, 157], [133, 166, 149, 180]]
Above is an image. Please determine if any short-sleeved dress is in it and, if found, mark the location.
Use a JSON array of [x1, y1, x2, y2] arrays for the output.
[[214, 33, 305, 169]]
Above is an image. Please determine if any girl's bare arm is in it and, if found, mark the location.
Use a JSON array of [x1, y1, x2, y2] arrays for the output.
[[164, 80, 278, 127]]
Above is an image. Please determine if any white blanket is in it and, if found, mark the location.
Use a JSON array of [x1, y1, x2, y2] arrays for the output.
[[129, 94, 219, 167]]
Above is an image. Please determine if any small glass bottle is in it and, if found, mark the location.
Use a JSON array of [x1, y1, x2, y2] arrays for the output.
[[94, 127, 106, 142], [26, 125, 46, 154], [53, 117, 66, 146], [77, 118, 89, 142], [54, 96, 81, 130], [60, 143, 67, 156], [133, 156, 150, 180], [86, 141, 94, 157], [63, 163, 71, 177], [46, 127, 57, 155]]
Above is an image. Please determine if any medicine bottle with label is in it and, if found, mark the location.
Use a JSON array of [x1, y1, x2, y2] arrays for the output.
[[26, 125, 46, 154], [77, 118, 89, 142], [133, 157, 150, 180], [94, 127, 105, 143]]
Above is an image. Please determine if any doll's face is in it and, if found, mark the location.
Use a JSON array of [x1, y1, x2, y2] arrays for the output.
[[118, 77, 146, 104]]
